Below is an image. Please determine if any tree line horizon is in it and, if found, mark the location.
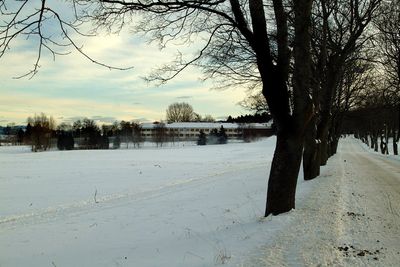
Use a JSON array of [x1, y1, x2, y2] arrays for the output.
[[0, 101, 272, 151]]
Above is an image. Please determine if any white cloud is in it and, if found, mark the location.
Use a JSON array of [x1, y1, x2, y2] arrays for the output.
[[0, 18, 247, 126], [0, 93, 160, 125]]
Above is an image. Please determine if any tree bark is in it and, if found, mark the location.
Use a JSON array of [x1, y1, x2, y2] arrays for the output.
[[331, 137, 339, 155], [393, 124, 398, 155], [265, 0, 313, 215], [373, 132, 379, 152], [265, 132, 304, 215], [303, 116, 320, 180], [318, 122, 330, 165]]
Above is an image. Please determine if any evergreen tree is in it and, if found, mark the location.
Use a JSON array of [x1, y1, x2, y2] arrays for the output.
[[57, 133, 65, 150], [65, 133, 75, 150], [17, 128, 24, 145], [57, 131, 75, 150], [25, 123, 32, 144], [197, 130, 206, 145], [100, 135, 109, 149], [218, 126, 228, 144]]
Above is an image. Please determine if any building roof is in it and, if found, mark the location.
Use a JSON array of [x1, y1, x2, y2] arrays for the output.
[[141, 122, 272, 130]]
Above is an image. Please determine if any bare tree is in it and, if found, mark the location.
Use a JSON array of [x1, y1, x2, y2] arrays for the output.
[[202, 114, 215, 122], [132, 121, 144, 148], [120, 121, 133, 148], [27, 113, 56, 152], [0, 0, 131, 78], [329, 56, 376, 153], [153, 122, 168, 147], [374, 0, 400, 154], [166, 102, 195, 123], [239, 91, 269, 115], [374, 0, 400, 93], [303, 0, 381, 180]]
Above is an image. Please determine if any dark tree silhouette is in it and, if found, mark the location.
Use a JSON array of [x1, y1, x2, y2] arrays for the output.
[[218, 126, 228, 144], [197, 130, 207, 146], [302, 0, 381, 181], [153, 122, 168, 147], [27, 113, 56, 152], [0, 0, 132, 78], [239, 92, 269, 115], [113, 135, 121, 149], [57, 131, 75, 150], [132, 122, 144, 148]]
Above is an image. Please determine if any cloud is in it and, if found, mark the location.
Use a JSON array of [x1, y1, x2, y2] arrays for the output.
[[216, 116, 228, 121], [0, 16, 247, 126], [61, 116, 119, 125], [0, 93, 161, 125], [90, 116, 118, 124]]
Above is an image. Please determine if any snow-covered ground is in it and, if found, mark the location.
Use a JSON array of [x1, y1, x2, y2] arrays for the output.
[[0, 137, 399, 266]]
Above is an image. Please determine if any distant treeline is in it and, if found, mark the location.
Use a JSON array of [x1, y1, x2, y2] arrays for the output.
[[1, 111, 273, 151], [342, 105, 399, 155], [226, 112, 272, 124]]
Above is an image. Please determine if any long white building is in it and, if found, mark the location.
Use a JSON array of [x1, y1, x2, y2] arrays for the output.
[[140, 122, 273, 141]]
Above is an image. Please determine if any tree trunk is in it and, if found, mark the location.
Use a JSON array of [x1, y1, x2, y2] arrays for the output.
[[265, 132, 304, 216], [395, 106, 400, 155], [373, 132, 379, 152], [303, 117, 320, 180], [384, 125, 389, 154], [380, 133, 386, 154], [393, 126, 398, 155], [329, 119, 340, 155], [262, 0, 313, 216], [370, 133, 375, 149], [319, 127, 329, 166], [330, 137, 339, 155], [362, 132, 369, 146]]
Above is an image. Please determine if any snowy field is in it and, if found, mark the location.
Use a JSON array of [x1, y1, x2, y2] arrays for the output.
[[1, 137, 399, 266]]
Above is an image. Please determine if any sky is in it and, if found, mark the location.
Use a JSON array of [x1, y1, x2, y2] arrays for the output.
[[0, 2, 249, 126]]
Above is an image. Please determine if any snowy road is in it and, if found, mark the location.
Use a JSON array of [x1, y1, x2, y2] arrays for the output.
[[0, 137, 399, 266], [246, 137, 400, 266], [335, 138, 400, 265]]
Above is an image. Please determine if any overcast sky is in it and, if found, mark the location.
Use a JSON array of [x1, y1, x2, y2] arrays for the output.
[[0, 3, 248, 126]]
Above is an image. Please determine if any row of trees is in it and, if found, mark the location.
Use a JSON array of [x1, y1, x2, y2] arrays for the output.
[[344, 105, 399, 155], [1, 0, 398, 215], [341, 0, 400, 155], [17, 116, 225, 151], [226, 112, 272, 124], [14, 115, 145, 151], [0, 124, 25, 145]]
